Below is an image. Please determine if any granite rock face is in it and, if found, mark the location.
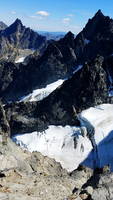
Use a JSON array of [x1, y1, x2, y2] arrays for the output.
[[0, 138, 80, 200], [0, 140, 112, 200], [5, 55, 108, 135], [0, 102, 10, 143], [0, 31, 77, 102], [74, 10, 113, 63]]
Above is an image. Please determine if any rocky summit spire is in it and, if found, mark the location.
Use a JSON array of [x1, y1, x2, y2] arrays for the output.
[[95, 9, 104, 17], [3, 18, 24, 35], [14, 18, 23, 26]]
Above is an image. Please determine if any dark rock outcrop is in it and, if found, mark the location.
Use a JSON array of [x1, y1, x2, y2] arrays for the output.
[[0, 102, 10, 143], [0, 31, 77, 102], [5, 56, 108, 135], [74, 10, 113, 63]]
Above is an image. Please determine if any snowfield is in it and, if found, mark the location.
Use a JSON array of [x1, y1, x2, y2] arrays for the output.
[[19, 64, 84, 103], [12, 104, 113, 172], [15, 57, 26, 63], [19, 79, 64, 102]]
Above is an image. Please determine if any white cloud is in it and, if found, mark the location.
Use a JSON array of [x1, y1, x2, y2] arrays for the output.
[[11, 11, 16, 15], [30, 15, 43, 20], [67, 14, 74, 17], [62, 18, 70, 24], [36, 11, 50, 17], [30, 15, 37, 18]]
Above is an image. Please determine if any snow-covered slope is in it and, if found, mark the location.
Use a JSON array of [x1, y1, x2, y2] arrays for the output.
[[15, 57, 26, 63], [19, 64, 84, 102], [13, 126, 92, 171], [19, 79, 64, 102], [12, 104, 113, 172]]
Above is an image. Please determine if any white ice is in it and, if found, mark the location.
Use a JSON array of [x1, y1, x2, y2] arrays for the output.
[[15, 57, 26, 63], [12, 104, 113, 171], [13, 125, 92, 172], [19, 79, 64, 102], [80, 104, 113, 169]]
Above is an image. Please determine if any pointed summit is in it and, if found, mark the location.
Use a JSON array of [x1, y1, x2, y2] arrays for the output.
[[62, 31, 75, 47], [95, 9, 104, 17], [64, 31, 74, 39], [3, 18, 24, 35], [94, 9, 104, 19], [14, 18, 23, 26], [11, 18, 23, 30]]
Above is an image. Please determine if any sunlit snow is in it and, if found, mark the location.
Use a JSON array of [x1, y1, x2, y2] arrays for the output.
[[13, 104, 113, 171], [13, 125, 92, 172], [19, 79, 64, 102], [15, 57, 26, 63]]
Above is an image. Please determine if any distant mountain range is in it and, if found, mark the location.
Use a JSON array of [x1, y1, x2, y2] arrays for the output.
[[37, 31, 66, 40]]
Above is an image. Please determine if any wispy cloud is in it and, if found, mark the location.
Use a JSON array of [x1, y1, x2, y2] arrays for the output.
[[30, 15, 37, 19], [30, 15, 43, 20], [67, 14, 74, 17], [62, 17, 70, 24], [36, 11, 50, 17], [11, 11, 16, 15]]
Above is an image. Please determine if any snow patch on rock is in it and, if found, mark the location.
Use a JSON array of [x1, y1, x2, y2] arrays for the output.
[[19, 79, 65, 102], [15, 57, 26, 63]]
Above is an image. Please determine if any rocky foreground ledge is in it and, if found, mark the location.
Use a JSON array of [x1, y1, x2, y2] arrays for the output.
[[0, 100, 113, 199], [0, 139, 112, 200]]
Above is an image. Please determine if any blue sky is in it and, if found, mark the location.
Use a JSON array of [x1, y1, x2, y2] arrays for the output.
[[1, 0, 113, 33]]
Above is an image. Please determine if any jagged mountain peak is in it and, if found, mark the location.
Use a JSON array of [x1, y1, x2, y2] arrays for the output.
[[59, 31, 75, 48], [9, 18, 24, 30], [13, 18, 23, 26], [64, 31, 74, 38], [94, 9, 104, 17], [74, 9, 113, 62], [3, 18, 24, 35]]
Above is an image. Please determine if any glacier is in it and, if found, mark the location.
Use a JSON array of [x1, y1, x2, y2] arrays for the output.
[[19, 79, 64, 102], [19, 64, 84, 102], [12, 104, 113, 172]]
